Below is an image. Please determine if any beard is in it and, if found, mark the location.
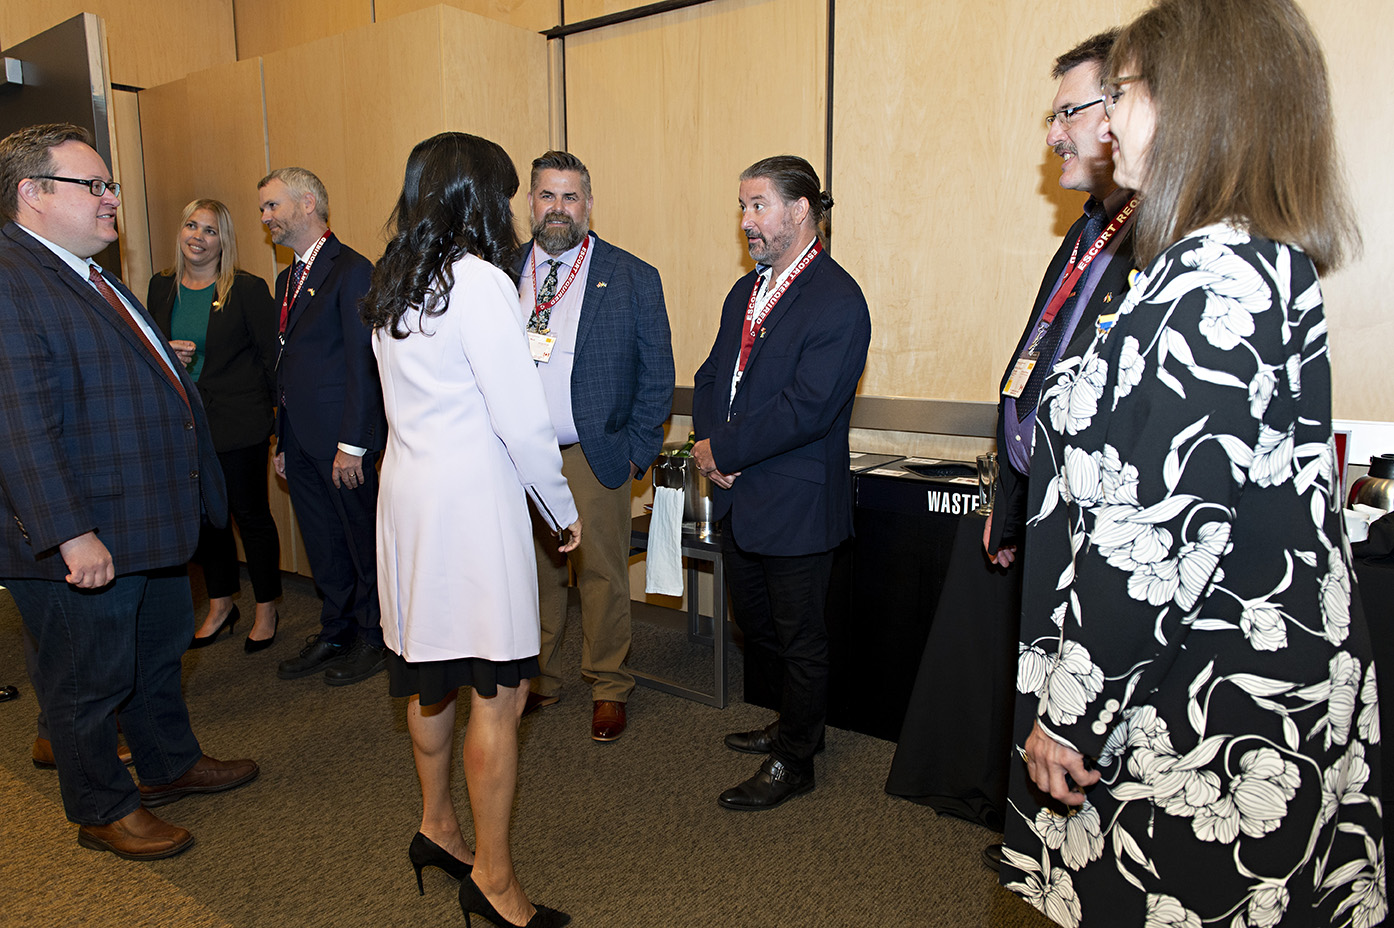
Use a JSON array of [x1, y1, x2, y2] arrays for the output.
[[746, 217, 797, 266], [532, 210, 588, 256]]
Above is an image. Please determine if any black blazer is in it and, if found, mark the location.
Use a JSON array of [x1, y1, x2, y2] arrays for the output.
[[989, 209, 1136, 553], [693, 249, 871, 557], [148, 269, 279, 454]]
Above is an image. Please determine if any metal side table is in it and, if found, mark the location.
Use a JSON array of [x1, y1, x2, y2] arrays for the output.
[[628, 514, 729, 708]]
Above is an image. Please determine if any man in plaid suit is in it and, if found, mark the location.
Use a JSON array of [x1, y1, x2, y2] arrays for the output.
[[0, 124, 257, 861]]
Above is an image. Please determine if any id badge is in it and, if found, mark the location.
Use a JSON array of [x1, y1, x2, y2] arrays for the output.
[[529, 332, 557, 363], [1002, 354, 1037, 398]]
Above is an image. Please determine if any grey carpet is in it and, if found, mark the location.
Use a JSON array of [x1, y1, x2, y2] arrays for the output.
[[0, 570, 1052, 927]]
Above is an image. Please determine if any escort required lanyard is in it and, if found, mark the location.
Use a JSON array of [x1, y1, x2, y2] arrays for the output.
[[1026, 197, 1138, 352], [737, 240, 822, 374], [278, 229, 332, 339], [528, 234, 591, 333]]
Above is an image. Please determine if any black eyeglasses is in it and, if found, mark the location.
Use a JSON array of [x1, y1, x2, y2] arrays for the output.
[[1102, 77, 1141, 117], [37, 175, 121, 198], [1045, 97, 1105, 128]]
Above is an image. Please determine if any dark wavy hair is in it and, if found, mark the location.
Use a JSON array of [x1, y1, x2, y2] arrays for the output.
[[361, 132, 519, 337], [740, 155, 834, 235]]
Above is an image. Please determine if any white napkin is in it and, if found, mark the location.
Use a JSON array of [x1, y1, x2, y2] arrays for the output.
[[645, 485, 684, 596]]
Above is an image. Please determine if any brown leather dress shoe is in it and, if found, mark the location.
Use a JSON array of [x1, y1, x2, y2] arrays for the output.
[[32, 737, 133, 769], [591, 700, 626, 742], [77, 807, 194, 860], [138, 754, 259, 807]]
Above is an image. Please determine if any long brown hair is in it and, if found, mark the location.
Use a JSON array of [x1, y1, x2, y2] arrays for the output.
[[1109, 0, 1357, 274], [168, 198, 239, 309]]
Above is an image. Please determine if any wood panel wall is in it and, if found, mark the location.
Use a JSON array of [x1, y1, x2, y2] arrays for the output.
[[564, 0, 827, 385], [137, 7, 551, 574], [0, 0, 235, 88]]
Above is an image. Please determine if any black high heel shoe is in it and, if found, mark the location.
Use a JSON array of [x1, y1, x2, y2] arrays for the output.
[[189, 605, 239, 649], [410, 832, 472, 895], [244, 610, 280, 654], [459, 875, 570, 928]]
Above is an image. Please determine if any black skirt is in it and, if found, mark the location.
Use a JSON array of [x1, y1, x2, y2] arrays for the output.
[[386, 651, 540, 706]]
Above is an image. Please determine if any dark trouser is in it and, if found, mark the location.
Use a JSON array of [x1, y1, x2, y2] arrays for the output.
[[195, 439, 283, 603], [5, 569, 203, 825], [721, 527, 835, 777], [280, 414, 381, 647]]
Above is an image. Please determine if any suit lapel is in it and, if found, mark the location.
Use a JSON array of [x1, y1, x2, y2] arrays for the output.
[[739, 249, 820, 377], [11, 227, 182, 391], [283, 233, 339, 338], [573, 234, 612, 357]]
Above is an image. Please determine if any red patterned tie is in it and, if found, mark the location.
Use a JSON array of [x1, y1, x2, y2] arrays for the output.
[[88, 264, 189, 408]]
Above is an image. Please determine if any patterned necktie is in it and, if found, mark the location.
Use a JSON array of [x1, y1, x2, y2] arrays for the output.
[[88, 264, 189, 407], [531, 259, 562, 332], [1016, 201, 1109, 421]]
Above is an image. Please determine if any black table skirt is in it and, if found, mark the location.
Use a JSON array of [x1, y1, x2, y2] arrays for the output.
[[884, 513, 1023, 833]]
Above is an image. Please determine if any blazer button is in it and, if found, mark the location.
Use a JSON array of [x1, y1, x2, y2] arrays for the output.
[[185, 420, 195, 430], [190, 471, 199, 479]]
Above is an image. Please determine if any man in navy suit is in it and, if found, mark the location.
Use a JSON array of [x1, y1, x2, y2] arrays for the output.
[[693, 155, 870, 810], [258, 168, 388, 685], [0, 124, 258, 860], [517, 151, 674, 742]]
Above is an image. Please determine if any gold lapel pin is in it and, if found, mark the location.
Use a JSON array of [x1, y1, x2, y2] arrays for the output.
[[595, 281, 607, 288], [1103, 292, 1113, 303], [308, 288, 316, 297]]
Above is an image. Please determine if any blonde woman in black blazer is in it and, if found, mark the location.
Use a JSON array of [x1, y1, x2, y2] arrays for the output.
[[148, 198, 282, 651]]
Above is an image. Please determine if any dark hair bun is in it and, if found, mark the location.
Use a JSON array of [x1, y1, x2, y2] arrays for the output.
[[819, 191, 834, 212]]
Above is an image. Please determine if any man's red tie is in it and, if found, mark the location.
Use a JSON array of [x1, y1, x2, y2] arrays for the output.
[[88, 264, 189, 408]]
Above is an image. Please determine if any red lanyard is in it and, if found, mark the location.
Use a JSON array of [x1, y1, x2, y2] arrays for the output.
[[1036, 197, 1138, 331], [737, 241, 821, 373], [279, 230, 331, 334], [529, 234, 591, 325]]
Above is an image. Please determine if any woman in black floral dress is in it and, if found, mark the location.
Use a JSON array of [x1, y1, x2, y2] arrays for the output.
[[1000, 1, 1386, 926]]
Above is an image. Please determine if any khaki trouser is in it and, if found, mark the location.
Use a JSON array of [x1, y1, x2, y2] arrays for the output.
[[532, 443, 635, 702]]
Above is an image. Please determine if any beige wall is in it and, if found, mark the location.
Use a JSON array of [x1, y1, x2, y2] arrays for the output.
[[564, 0, 827, 384], [0, 0, 235, 87], [137, 6, 549, 573], [831, 0, 1394, 425]]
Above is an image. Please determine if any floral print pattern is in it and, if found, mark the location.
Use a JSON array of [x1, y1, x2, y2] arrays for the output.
[[1002, 227, 1386, 927]]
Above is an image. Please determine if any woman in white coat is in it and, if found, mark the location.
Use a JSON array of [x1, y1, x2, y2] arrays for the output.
[[362, 132, 581, 928]]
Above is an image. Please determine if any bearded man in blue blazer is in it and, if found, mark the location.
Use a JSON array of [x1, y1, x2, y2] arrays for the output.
[[517, 151, 674, 742], [258, 167, 388, 686], [0, 124, 257, 861], [693, 155, 871, 810]]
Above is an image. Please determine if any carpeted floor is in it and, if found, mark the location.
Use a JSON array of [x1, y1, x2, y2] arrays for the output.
[[0, 570, 1052, 927]]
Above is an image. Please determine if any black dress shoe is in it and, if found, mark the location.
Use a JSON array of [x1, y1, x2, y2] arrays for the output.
[[981, 843, 1004, 872], [0, 685, 18, 702], [724, 720, 825, 755], [718, 758, 815, 811], [324, 639, 388, 686], [277, 635, 348, 680]]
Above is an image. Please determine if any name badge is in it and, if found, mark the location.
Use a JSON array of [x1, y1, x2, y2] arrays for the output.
[[529, 332, 557, 363], [1002, 354, 1037, 398]]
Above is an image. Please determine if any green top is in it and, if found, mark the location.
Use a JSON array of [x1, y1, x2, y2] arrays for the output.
[[170, 281, 216, 380]]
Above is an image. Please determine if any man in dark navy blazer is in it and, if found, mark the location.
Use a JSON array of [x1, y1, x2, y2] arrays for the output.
[[516, 151, 674, 742], [693, 155, 870, 810], [0, 124, 257, 860], [978, 30, 1134, 874], [258, 168, 388, 685]]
